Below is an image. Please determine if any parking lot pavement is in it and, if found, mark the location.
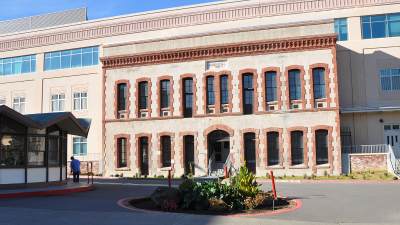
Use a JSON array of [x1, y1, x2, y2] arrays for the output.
[[0, 179, 399, 225]]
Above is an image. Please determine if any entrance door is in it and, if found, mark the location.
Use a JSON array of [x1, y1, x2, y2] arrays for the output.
[[384, 124, 400, 156], [244, 132, 256, 173], [184, 135, 195, 175], [139, 137, 149, 176]]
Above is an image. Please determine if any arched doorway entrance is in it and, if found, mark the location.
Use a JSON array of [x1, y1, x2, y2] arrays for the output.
[[207, 130, 230, 176]]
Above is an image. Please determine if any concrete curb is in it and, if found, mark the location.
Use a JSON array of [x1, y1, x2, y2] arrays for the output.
[[117, 196, 302, 217], [0, 185, 95, 199]]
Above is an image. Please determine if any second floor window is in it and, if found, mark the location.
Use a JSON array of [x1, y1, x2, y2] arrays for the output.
[[160, 80, 170, 109], [138, 81, 148, 110], [288, 69, 301, 100], [334, 18, 348, 41], [362, 13, 400, 39], [206, 76, 215, 105], [380, 68, 400, 91], [183, 78, 193, 118], [220, 75, 229, 105], [51, 94, 65, 112], [73, 92, 87, 111], [265, 71, 277, 102], [73, 137, 87, 156], [117, 83, 127, 111], [44, 46, 99, 71], [312, 68, 326, 99], [242, 73, 254, 115], [13, 97, 26, 113]]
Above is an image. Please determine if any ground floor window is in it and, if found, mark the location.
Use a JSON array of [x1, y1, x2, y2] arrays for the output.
[[27, 136, 45, 166], [291, 131, 304, 165], [315, 130, 329, 165], [117, 138, 127, 168], [161, 136, 171, 167], [244, 132, 256, 173], [267, 132, 279, 166], [0, 134, 25, 167], [139, 136, 149, 176], [73, 137, 87, 156]]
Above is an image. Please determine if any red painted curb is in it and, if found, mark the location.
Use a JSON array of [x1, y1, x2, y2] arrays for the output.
[[117, 197, 302, 217], [0, 185, 95, 199]]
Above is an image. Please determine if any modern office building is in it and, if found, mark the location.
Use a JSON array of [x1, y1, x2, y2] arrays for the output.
[[0, 0, 399, 177]]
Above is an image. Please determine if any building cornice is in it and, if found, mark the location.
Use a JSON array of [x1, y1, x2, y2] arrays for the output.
[[0, 0, 397, 52], [100, 34, 337, 69]]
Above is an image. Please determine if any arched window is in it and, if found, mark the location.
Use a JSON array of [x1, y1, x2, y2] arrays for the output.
[[288, 69, 301, 100], [242, 73, 254, 115], [182, 78, 193, 118], [161, 136, 171, 167], [265, 71, 277, 102], [220, 75, 229, 105], [117, 83, 127, 111], [315, 129, 329, 165], [206, 76, 215, 106], [267, 131, 279, 166], [117, 137, 127, 168], [291, 130, 304, 165], [313, 68, 326, 99], [160, 80, 170, 109], [138, 81, 148, 110]]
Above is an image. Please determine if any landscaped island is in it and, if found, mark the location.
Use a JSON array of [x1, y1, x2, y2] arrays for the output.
[[128, 167, 295, 215]]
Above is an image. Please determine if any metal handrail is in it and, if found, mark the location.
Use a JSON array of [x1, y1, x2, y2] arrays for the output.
[[87, 161, 94, 184], [342, 144, 389, 154]]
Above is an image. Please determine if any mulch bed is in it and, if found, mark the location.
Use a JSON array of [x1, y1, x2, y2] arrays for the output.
[[129, 197, 295, 216]]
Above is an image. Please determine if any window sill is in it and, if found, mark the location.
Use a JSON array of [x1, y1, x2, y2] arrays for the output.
[[266, 165, 284, 169], [115, 168, 130, 171], [289, 165, 309, 169], [316, 164, 330, 168]]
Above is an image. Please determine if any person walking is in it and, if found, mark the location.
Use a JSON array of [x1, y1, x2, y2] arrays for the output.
[[70, 156, 81, 183]]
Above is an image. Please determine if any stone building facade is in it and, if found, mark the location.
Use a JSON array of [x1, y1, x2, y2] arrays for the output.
[[101, 22, 342, 177]]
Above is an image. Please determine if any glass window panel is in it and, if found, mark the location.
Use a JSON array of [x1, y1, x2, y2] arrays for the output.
[[362, 22, 372, 39], [71, 54, 82, 68], [392, 76, 400, 90], [371, 21, 386, 38], [51, 56, 61, 70], [388, 20, 400, 37], [82, 53, 92, 66]]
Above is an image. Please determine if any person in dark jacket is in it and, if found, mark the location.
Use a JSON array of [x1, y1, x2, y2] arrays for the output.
[[70, 156, 81, 183]]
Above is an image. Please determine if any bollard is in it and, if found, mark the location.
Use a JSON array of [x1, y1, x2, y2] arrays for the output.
[[270, 170, 277, 211]]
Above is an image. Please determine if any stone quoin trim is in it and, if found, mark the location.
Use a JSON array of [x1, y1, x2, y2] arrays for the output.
[[203, 124, 234, 169], [239, 128, 260, 167], [179, 74, 197, 116], [261, 67, 282, 111], [238, 68, 259, 114], [311, 125, 334, 174], [135, 77, 152, 118], [263, 128, 284, 167], [331, 47, 340, 107], [135, 133, 152, 174], [101, 35, 337, 68], [157, 132, 175, 168], [114, 134, 131, 169], [114, 80, 131, 119], [284, 65, 306, 110], [157, 76, 174, 117], [0, 0, 389, 52], [286, 127, 309, 168], [179, 131, 198, 173], [308, 63, 331, 109]]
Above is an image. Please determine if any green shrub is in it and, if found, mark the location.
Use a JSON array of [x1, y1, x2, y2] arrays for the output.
[[231, 166, 260, 198]]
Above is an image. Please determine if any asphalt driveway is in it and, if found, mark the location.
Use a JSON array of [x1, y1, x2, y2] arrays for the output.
[[0, 179, 399, 225]]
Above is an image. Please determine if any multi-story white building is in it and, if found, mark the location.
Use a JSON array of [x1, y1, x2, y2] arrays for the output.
[[0, 0, 399, 177]]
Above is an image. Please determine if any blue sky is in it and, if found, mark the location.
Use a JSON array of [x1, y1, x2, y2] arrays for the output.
[[0, 0, 219, 21]]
